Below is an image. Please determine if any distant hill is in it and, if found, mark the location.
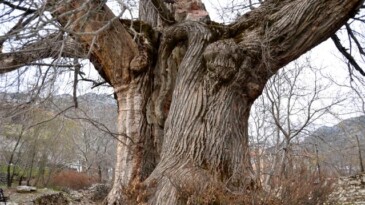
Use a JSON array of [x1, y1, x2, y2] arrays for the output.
[[47, 93, 118, 128], [0, 92, 117, 128], [303, 115, 365, 176]]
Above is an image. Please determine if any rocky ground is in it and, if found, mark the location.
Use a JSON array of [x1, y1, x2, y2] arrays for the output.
[[328, 173, 365, 205], [0, 184, 109, 205], [2, 175, 365, 205]]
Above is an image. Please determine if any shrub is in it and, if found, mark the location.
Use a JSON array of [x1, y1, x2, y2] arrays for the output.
[[49, 170, 98, 190], [261, 165, 335, 205], [272, 175, 334, 205]]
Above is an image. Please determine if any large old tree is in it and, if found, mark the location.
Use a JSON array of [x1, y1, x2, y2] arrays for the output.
[[1, 0, 364, 204]]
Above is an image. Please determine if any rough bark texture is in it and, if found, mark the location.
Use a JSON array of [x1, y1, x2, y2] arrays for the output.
[[140, 0, 363, 203], [1, 0, 363, 204], [105, 73, 156, 204]]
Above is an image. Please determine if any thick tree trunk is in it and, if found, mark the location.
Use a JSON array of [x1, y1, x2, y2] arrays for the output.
[[355, 135, 364, 172], [1, 0, 361, 204], [7, 129, 24, 188], [140, 23, 259, 204], [105, 73, 157, 204], [108, 0, 364, 203]]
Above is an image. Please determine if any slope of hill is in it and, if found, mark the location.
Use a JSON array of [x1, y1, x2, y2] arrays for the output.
[[304, 115, 365, 176]]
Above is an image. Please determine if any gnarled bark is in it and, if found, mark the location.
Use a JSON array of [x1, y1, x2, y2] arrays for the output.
[[142, 0, 363, 203], [0, 0, 363, 204]]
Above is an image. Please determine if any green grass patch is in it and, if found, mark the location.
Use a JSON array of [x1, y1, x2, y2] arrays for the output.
[[0, 164, 50, 178]]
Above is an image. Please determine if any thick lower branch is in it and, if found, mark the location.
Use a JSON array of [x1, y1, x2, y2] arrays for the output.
[[230, 0, 364, 78], [50, 0, 141, 86], [0, 34, 86, 74]]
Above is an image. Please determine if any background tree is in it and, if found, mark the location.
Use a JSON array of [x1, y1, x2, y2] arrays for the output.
[[0, 104, 80, 187], [0, 91, 118, 187], [1, 0, 365, 204], [67, 95, 117, 182], [265, 60, 342, 180], [301, 60, 365, 177], [248, 58, 346, 203]]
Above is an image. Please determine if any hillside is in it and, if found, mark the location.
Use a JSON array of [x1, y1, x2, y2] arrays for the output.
[[304, 115, 365, 176]]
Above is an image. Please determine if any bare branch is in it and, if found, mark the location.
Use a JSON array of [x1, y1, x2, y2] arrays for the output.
[[345, 23, 365, 56], [331, 34, 365, 76], [0, 13, 38, 50], [0, 34, 87, 74], [1, 0, 37, 13]]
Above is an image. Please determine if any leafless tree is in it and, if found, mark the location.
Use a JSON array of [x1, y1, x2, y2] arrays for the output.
[[249, 59, 344, 191], [70, 102, 117, 182]]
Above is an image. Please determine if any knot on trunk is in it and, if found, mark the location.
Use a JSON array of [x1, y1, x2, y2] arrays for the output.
[[246, 82, 262, 99], [130, 54, 148, 72], [203, 40, 241, 82]]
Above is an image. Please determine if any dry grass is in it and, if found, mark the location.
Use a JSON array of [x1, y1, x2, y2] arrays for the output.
[[49, 170, 98, 190]]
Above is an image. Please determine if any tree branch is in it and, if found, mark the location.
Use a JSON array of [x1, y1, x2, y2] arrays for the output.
[[230, 0, 364, 76], [331, 34, 365, 76], [50, 0, 140, 86], [73, 58, 80, 108], [0, 34, 87, 74], [345, 23, 365, 56], [0, 13, 39, 52], [1, 0, 37, 13]]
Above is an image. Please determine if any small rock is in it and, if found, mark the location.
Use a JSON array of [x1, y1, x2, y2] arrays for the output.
[[88, 184, 110, 201], [33, 192, 69, 205], [16, 186, 37, 193], [69, 190, 83, 202]]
